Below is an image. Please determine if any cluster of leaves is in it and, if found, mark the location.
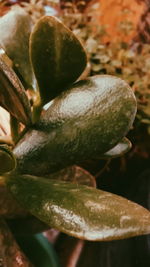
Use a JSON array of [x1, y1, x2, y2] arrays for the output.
[[57, 1, 150, 158], [20, 0, 150, 132], [0, 2, 149, 265], [0, 3, 148, 239]]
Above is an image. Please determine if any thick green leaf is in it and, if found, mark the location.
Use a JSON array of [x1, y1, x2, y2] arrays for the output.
[[0, 145, 16, 175], [0, 58, 32, 125], [0, 6, 33, 87], [6, 174, 150, 241], [14, 75, 137, 175], [101, 137, 132, 159], [30, 16, 87, 103]]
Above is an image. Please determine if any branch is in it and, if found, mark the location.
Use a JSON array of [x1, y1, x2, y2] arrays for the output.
[[0, 219, 34, 267]]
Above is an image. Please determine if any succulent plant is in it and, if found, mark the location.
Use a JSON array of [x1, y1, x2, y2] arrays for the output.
[[0, 7, 149, 262]]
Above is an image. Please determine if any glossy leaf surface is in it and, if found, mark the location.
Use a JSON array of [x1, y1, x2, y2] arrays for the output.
[[0, 6, 33, 87], [14, 75, 137, 175], [6, 174, 150, 241], [0, 58, 32, 125], [101, 137, 132, 159], [30, 16, 87, 103]]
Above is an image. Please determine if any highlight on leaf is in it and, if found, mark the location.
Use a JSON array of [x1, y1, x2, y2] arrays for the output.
[[6, 174, 150, 241], [13, 75, 137, 176], [101, 137, 132, 159]]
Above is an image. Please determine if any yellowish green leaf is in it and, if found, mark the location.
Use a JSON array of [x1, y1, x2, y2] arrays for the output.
[[6, 174, 150, 241]]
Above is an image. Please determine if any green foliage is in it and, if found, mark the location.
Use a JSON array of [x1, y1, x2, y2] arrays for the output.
[[13, 75, 136, 175], [6, 173, 150, 241], [101, 137, 132, 159], [0, 56, 32, 126], [30, 15, 87, 104], [0, 5, 34, 87], [0, 6, 149, 245], [54, 2, 150, 129], [56, 1, 150, 157]]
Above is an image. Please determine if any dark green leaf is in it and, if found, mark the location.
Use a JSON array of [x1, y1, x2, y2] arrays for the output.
[[101, 137, 132, 159], [14, 75, 137, 175], [0, 58, 32, 125], [6, 174, 150, 241], [30, 16, 87, 104], [0, 6, 33, 87], [0, 145, 16, 175]]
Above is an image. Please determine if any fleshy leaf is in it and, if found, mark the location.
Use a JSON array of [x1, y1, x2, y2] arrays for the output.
[[0, 6, 33, 87], [0, 145, 16, 175], [6, 174, 150, 241], [0, 58, 32, 125], [101, 137, 132, 159], [30, 16, 87, 104], [14, 75, 137, 175]]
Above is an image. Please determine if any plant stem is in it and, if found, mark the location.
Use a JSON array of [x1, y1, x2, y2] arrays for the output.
[[0, 219, 34, 266], [32, 99, 43, 124], [10, 115, 19, 144]]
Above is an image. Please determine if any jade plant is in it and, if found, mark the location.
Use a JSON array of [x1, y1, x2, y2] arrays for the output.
[[0, 6, 150, 264]]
